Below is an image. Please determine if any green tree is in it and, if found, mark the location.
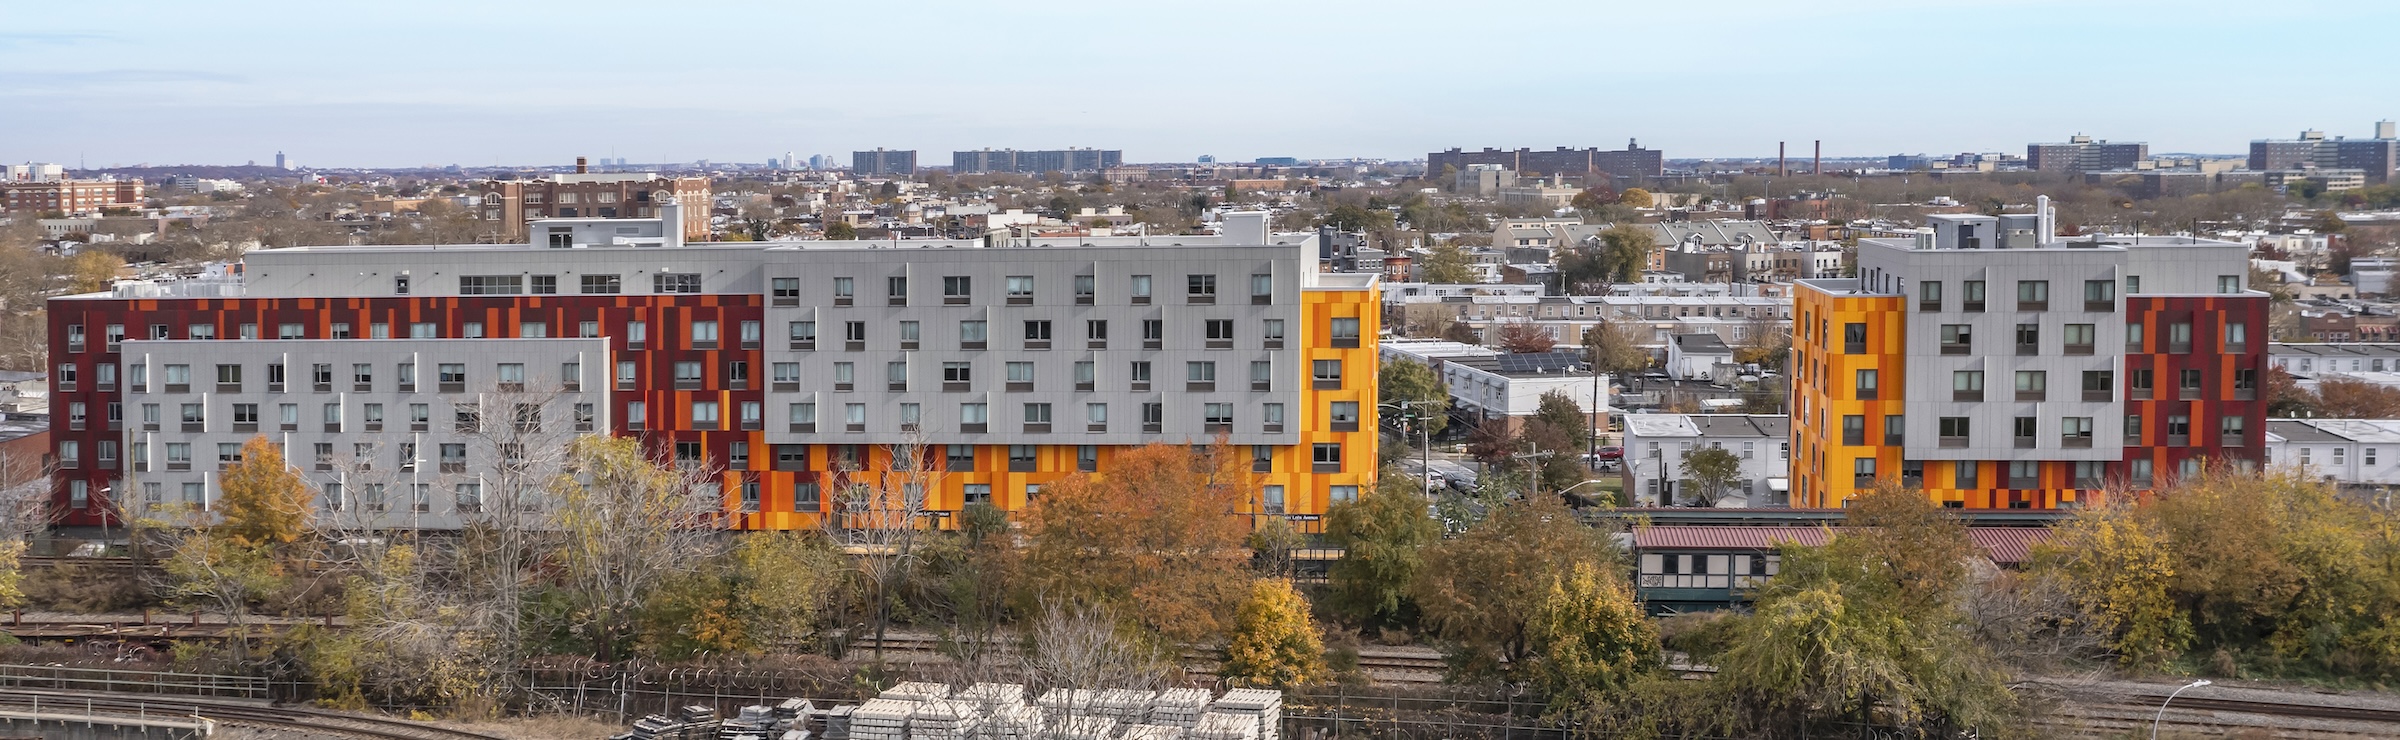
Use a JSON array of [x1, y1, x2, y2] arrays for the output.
[[1419, 242, 1479, 284], [1323, 203, 1394, 232], [1583, 318, 1651, 380], [1222, 579, 1329, 688], [551, 435, 720, 662], [1666, 484, 2015, 736], [1618, 188, 1654, 209], [824, 220, 857, 239], [1525, 561, 1656, 717], [1597, 224, 1653, 282], [66, 250, 123, 294], [1678, 447, 1742, 506], [1411, 495, 1610, 678], [1377, 359, 1449, 436], [1324, 476, 1440, 628], [2036, 507, 2187, 667]]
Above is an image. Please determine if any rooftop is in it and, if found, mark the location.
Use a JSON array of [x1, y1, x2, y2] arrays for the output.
[[1623, 413, 1786, 439]]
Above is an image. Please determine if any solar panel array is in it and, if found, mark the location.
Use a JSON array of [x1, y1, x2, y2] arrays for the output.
[[1491, 352, 1590, 374]]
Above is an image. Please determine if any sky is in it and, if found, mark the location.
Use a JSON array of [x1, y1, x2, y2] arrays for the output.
[[5, 0, 2398, 169]]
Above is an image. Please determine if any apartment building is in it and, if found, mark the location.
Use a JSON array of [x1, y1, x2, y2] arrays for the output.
[[1428, 141, 1665, 178], [2266, 419, 2400, 493], [1378, 339, 1607, 435], [2, 178, 144, 216], [951, 149, 1123, 174], [2248, 123, 2400, 183], [1619, 413, 1790, 507], [852, 149, 918, 176], [479, 162, 710, 241], [1790, 205, 2265, 509], [47, 207, 1380, 531], [2026, 135, 2148, 174]]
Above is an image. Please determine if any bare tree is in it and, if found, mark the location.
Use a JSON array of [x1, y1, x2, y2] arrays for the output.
[[824, 430, 943, 680], [1019, 599, 1172, 715], [445, 382, 588, 701]]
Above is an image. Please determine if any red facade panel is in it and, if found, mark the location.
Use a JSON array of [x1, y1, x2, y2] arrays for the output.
[[2118, 294, 2268, 489]]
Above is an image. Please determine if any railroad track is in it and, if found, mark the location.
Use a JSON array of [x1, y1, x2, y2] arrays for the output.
[[0, 688, 510, 740], [2037, 690, 2400, 737], [859, 633, 1450, 682]]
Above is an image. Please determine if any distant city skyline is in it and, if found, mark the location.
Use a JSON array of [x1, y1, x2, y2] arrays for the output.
[[5, 0, 2397, 169]]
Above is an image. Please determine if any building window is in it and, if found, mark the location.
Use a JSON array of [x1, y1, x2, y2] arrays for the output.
[[943, 276, 972, 301], [459, 275, 524, 295], [2218, 275, 2241, 294], [1006, 275, 1034, 302], [1962, 280, 1986, 311], [1919, 280, 1942, 310], [1854, 369, 1878, 400], [1187, 273, 1217, 303], [1312, 443, 1343, 471], [1312, 359, 1343, 387]]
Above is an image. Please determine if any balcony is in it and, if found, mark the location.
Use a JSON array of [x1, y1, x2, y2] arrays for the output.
[[1939, 435, 1968, 449], [2083, 389, 2112, 402], [1024, 423, 1050, 434], [1954, 390, 1983, 402], [2064, 342, 2094, 356], [2062, 435, 2093, 449]]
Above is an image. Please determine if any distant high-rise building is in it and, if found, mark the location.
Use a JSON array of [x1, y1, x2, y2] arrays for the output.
[[808, 154, 832, 170], [275, 151, 289, 170], [1886, 154, 1932, 171], [2250, 122, 2400, 183], [1254, 157, 1300, 167], [950, 148, 1123, 174], [1197, 155, 1216, 163], [2026, 135, 2147, 173], [1427, 140, 1664, 178], [851, 149, 918, 176]]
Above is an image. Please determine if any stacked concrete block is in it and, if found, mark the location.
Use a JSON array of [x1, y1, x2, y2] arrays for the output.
[[849, 698, 917, 740], [1188, 713, 1259, 740], [1147, 689, 1211, 729], [1208, 690, 1282, 740]]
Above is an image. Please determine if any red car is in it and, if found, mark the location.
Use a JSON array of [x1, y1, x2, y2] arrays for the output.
[[1597, 446, 1624, 460]]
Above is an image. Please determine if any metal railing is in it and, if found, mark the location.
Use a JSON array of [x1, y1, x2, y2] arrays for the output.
[[0, 664, 268, 700]]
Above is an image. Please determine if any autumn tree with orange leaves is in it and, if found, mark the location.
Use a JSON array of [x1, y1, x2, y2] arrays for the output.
[[1018, 442, 1256, 645]]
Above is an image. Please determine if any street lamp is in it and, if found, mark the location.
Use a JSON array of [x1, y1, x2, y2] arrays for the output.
[[2150, 679, 2211, 740]]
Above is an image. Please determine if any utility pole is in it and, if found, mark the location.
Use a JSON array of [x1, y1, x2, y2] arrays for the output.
[[1512, 443, 1556, 500]]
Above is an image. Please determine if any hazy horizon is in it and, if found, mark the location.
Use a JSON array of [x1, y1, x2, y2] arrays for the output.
[[6, 0, 2395, 169]]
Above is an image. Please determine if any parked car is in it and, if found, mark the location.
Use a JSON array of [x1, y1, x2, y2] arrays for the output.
[[1596, 446, 1625, 460]]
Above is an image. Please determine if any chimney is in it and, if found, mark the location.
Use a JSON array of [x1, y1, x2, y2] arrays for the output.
[[1813, 140, 1822, 175], [575, 157, 588, 174], [1777, 142, 1786, 176]]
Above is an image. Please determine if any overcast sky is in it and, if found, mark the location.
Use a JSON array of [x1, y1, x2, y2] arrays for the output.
[[6, 0, 2396, 169]]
